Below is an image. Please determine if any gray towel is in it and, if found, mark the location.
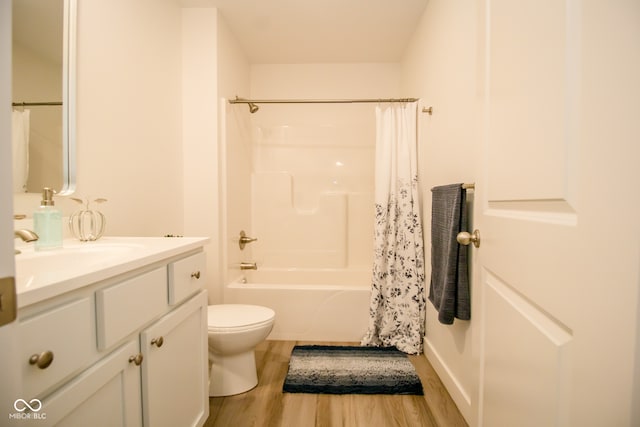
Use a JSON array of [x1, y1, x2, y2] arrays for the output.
[[428, 183, 471, 324]]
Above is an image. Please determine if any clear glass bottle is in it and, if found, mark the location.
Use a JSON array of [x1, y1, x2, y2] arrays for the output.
[[33, 187, 63, 250]]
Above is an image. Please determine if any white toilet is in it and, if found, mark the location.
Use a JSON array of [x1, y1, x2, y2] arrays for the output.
[[207, 304, 275, 397]]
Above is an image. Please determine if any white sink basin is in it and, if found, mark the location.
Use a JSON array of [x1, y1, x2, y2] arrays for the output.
[[16, 242, 141, 278], [14, 236, 209, 308]]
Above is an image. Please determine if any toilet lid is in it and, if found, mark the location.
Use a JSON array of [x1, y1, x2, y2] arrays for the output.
[[207, 304, 275, 328]]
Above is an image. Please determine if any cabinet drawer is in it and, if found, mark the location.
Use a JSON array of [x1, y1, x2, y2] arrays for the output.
[[20, 297, 95, 398], [96, 267, 167, 350], [168, 252, 205, 305]]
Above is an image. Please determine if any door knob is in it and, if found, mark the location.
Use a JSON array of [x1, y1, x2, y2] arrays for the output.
[[457, 230, 480, 248], [151, 336, 164, 348]]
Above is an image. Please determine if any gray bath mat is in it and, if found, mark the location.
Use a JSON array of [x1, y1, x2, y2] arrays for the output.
[[282, 345, 424, 395]]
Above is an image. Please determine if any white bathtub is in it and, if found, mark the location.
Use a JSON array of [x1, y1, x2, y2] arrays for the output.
[[224, 268, 372, 342]]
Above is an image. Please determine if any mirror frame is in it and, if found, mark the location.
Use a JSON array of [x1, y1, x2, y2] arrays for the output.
[[60, 0, 77, 195]]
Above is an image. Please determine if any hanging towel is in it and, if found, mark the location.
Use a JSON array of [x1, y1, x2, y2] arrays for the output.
[[428, 183, 470, 324], [12, 109, 31, 193]]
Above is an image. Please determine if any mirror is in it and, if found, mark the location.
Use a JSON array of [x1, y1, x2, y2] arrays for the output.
[[12, 0, 76, 195]]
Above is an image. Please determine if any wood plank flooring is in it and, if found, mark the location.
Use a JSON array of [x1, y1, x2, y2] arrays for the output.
[[204, 340, 468, 427]]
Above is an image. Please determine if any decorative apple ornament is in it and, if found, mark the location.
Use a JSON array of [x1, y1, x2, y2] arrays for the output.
[[69, 197, 107, 241]]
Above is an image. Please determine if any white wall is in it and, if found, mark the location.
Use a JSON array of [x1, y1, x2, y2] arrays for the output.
[[71, 0, 184, 236], [182, 7, 221, 303], [216, 13, 251, 289], [250, 63, 401, 100], [401, 1, 479, 421], [13, 0, 185, 242]]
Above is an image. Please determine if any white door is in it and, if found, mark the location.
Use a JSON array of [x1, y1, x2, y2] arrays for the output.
[[476, 1, 640, 426], [0, 0, 22, 419]]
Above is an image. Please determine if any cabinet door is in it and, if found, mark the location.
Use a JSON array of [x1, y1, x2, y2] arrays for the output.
[[141, 290, 208, 427], [40, 340, 142, 427]]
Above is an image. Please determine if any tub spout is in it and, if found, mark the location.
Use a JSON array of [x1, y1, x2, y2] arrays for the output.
[[240, 262, 257, 270]]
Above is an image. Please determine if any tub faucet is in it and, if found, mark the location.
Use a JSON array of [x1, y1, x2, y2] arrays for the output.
[[240, 262, 257, 270], [238, 231, 257, 250], [15, 229, 39, 254]]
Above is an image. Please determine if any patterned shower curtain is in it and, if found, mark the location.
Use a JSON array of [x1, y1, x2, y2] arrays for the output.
[[361, 101, 426, 355]]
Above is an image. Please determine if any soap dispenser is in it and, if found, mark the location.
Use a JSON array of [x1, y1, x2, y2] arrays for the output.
[[33, 187, 63, 250]]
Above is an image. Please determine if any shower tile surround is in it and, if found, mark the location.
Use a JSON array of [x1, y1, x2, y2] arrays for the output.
[[249, 103, 375, 270], [230, 101, 379, 342], [221, 64, 401, 342]]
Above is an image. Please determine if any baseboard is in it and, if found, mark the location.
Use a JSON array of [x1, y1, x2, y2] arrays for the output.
[[423, 338, 472, 424]]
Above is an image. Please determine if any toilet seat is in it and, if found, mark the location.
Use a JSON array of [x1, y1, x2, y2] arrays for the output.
[[207, 304, 275, 333]]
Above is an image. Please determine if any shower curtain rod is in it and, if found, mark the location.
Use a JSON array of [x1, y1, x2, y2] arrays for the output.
[[229, 97, 419, 105], [12, 101, 62, 107]]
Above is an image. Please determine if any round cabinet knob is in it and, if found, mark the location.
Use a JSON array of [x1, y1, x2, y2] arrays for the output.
[[151, 337, 164, 348], [29, 351, 54, 369], [191, 271, 201, 279], [457, 230, 481, 248], [129, 354, 144, 366]]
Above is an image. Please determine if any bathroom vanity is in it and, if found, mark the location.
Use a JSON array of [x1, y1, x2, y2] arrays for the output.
[[14, 237, 209, 426]]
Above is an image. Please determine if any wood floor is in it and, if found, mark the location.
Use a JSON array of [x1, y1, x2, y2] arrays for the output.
[[204, 340, 468, 427]]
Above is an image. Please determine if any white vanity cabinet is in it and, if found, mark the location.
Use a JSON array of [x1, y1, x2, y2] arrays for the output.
[[141, 291, 208, 427], [15, 244, 209, 427]]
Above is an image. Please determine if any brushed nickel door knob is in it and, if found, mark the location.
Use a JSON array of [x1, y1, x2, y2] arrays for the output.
[[457, 230, 481, 248]]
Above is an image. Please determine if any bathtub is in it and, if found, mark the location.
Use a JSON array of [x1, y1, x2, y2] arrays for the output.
[[224, 268, 372, 342]]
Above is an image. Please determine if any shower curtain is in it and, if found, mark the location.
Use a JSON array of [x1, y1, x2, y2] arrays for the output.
[[361, 101, 425, 355], [12, 109, 31, 193]]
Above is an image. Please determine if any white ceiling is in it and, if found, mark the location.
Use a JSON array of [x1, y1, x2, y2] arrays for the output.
[[182, 0, 429, 64]]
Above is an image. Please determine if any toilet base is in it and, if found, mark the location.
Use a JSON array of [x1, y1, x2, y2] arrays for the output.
[[209, 350, 258, 397]]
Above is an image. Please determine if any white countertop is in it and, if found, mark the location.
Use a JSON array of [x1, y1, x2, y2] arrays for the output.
[[15, 236, 209, 308]]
